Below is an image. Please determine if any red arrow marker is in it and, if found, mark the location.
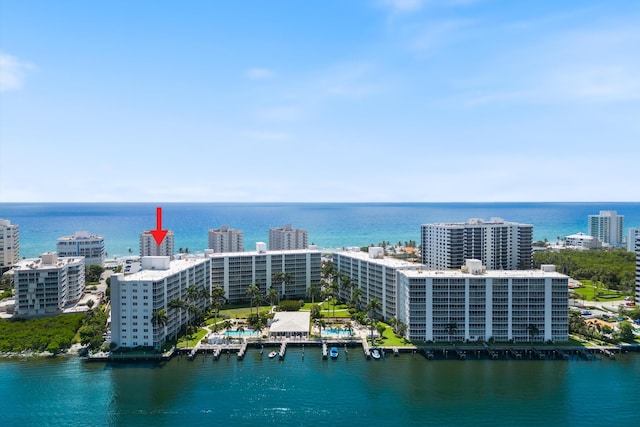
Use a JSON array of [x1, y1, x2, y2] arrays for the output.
[[150, 207, 168, 246]]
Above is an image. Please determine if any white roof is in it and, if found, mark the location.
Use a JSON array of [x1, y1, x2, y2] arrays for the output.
[[269, 312, 310, 334]]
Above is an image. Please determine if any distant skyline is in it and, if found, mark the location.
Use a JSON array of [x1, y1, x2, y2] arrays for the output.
[[1, 0, 639, 203]]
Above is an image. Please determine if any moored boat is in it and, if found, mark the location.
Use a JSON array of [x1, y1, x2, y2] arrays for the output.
[[370, 348, 381, 360], [330, 347, 339, 358], [268, 351, 278, 358]]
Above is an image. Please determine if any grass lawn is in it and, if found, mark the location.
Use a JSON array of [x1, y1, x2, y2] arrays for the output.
[[374, 323, 414, 347], [177, 327, 209, 348], [573, 280, 626, 302], [219, 306, 271, 319]]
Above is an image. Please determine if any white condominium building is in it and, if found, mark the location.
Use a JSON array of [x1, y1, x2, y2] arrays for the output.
[[110, 256, 211, 349], [588, 210, 624, 247], [56, 231, 106, 266], [269, 224, 308, 250], [208, 225, 244, 253], [397, 260, 568, 343], [564, 232, 600, 250], [421, 218, 533, 270], [208, 244, 321, 304], [14, 252, 85, 317], [333, 247, 422, 320], [627, 228, 640, 253], [140, 230, 175, 258], [0, 219, 19, 272]]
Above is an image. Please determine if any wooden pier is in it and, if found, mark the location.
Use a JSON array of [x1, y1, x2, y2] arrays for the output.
[[278, 341, 287, 360]]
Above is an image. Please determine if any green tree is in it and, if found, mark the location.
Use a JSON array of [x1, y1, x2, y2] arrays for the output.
[[151, 308, 169, 350], [528, 324, 540, 342], [210, 285, 226, 332], [445, 322, 458, 343], [366, 298, 381, 344], [617, 321, 635, 343]]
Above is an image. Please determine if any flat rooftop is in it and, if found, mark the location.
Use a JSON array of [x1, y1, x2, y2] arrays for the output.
[[333, 249, 422, 269], [400, 268, 568, 279], [116, 257, 209, 281]]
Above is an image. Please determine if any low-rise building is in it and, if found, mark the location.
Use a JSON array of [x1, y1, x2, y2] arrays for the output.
[[564, 232, 600, 250], [14, 252, 85, 317], [110, 256, 211, 349]]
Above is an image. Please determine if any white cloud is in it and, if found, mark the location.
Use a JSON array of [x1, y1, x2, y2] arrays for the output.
[[245, 67, 275, 80], [0, 52, 34, 92], [380, 0, 425, 13]]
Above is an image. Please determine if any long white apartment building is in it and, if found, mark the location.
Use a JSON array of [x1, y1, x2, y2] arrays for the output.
[[421, 217, 533, 270], [208, 225, 244, 253], [333, 247, 422, 320], [56, 231, 105, 266], [140, 230, 175, 257], [588, 210, 624, 247], [14, 252, 85, 317], [564, 232, 600, 250], [110, 256, 211, 349], [208, 243, 320, 304], [0, 219, 19, 273], [397, 260, 569, 343], [269, 224, 308, 250]]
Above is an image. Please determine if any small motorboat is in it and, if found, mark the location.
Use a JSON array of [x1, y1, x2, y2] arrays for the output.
[[330, 347, 339, 358], [370, 348, 381, 360], [268, 351, 278, 358]]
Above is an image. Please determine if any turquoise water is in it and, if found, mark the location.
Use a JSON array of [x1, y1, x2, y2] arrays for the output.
[[323, 328, 354, 337], [2, 202, 639, 258], [1, 350, 639, 426]]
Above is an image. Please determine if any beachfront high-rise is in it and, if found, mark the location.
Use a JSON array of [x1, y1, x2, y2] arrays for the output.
[[56, 231, 106, 266], [396, 260, 569, 343], [140, 230, 175, 258], [269, 224, 308, 250], [588, 210, 624, 247], [333, 247, 422, 320], [421, 218, 533, 270], [110, 256, 211, 349], [208, 225, 244, 253], [208, 244, 320, 303], [627, 228, 640, 252], [0, 219, 19, 273], [13, 252, 85, 317]]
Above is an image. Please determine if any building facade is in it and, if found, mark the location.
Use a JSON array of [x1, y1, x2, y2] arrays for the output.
[[0, 219, 19, 273], [14, 252, 85, 317], [397, 260, 569, 343], [110, 256, 211, 349], [627, 228, 640, 253], [56, 231, 106, 266], [421, 218, 533, 270], [564, 232, 600, 250], [588, 210, 624, 247], [268, 224, 308, 250], [140, 230, 175, 257], [333, 247, 422, 320], [208, 225, 244, 253], [209, 245, 321, 303]]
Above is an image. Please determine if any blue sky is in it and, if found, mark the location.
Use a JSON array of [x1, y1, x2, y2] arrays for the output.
[[1, 0, 639, 203]]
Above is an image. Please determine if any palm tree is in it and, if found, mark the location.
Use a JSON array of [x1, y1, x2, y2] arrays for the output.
[[273, 271, 293, 299], [246, 284, 259, 317], [169, 298, 186, 342], [366, 298, 381, 344], [528, 324, 540, 342], [351, 287, 362, 310], [315, 318, 326, 337], [308, 283, 321, 305], [151, 308, 169, 350], [445, 322, 458, 343], [211, 285, 226, 332], [267, 287, 279, 311]]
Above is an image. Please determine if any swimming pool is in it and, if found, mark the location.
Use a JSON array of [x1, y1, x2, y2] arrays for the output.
[[322, 328, 354, 337]]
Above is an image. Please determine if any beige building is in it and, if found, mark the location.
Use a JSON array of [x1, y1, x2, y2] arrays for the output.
[[0, 219, 19, 273]]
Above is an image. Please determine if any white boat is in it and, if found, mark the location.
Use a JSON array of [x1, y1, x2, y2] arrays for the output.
[[268, 351, 278, 358], [330, 347, 339, 358], [370, 348, 381, 360]]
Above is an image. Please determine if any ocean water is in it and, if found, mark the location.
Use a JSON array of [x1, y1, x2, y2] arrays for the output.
[[1, 349, 639, 427], [1, 202, 640, 426], [1, 202, 639, 258]]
